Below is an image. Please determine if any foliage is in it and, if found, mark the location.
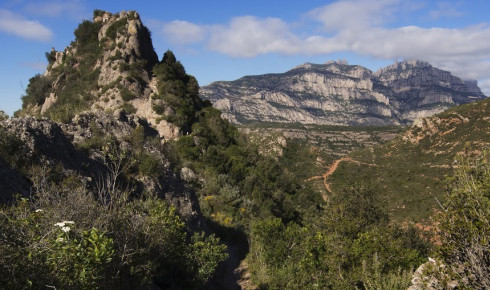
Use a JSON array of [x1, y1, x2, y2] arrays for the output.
[[106, 18, 127, 40], [152, 50, 204, 132], [74, 20, 102, 56], [0, 126, 26, 169], [45, 50, 56, 65], [22, 74, 52, 108], [247, 183, 430, 289], [93, 9, 106, 18], [137, 152, 162, 179], [0, 110, 8, 121], [46, 226, 115, 289], [0, 169, 228, 289], [359, 254, 414, 290], [120, 86, 135, 101], [118, 102, 136, 114], [435, 151, 490, 288]]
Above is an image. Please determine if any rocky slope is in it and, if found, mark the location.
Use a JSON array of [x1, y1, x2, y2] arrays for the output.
[[4, 10, 210, 229], [19, 10, 202, 141], [0, 111, 204, 230], [201, 60, 486, 126]]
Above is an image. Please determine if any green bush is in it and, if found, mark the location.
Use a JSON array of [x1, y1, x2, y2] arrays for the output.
[[137, 152, 162, 178], [436, 151, 490, 288], [46, 226, 115, 289], [120, 87, 135, 101], [118, 102, 136, 114], [45, 50, 56, 65], [22, 74, 52, 108], [106, 18, 127, 40], [0, 171, 228, 289], [0, 127, 25, 168], [152, 50, 204, 131]]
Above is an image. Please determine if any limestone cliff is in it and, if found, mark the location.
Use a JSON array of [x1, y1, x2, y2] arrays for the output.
[[20, 10, 202, 141], [201, 60, 486, 126]]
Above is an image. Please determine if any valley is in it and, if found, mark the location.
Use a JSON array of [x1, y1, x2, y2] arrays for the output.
[[0, 8, 488, 290]]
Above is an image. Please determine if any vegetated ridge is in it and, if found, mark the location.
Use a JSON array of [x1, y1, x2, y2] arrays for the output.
[[325, 96, 490, 222]]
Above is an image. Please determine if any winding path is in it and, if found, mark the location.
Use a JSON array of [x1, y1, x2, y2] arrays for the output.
[[308, 157, 376, 201]]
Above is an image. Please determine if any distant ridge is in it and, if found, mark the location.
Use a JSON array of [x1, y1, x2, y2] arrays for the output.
[[201, 60, 486, 126]]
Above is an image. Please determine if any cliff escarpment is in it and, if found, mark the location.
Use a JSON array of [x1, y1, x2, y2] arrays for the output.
[[201, 60, 486, 126]]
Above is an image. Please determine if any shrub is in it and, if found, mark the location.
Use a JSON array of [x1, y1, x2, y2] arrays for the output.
[[436, 151, 490, 288], [0, 171, 228, 289], [106, 18, 127, 40], [120, 87, 135, 101], [22, 74, 52, 108], [0, 127, 26, 169], [137, 152, 162, 178], [46, 226, 115, 289]]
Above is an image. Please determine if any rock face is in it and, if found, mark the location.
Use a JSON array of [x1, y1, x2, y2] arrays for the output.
[[201, 60, 486, 126], [0, 114, 204, 230], [24, 10, 184, 141]]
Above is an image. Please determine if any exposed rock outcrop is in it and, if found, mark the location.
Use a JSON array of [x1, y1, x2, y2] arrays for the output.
[[22, 10, 193, 142], [0, 114, 204, 230], [201, 60, 486, 126]]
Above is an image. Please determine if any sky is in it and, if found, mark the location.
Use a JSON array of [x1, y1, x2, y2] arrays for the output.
[[1, 0, 490, 116]]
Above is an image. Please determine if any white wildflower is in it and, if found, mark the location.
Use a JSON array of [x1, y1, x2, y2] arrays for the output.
[[54, 221, 75, 227], [61, 226, 71, 233], [35, 209, 43, 213]]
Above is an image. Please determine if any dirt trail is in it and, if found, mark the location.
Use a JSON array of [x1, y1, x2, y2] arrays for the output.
[[307, 157, 376, 201]]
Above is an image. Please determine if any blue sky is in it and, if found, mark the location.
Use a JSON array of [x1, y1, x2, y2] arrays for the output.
[[1, 0, 490, 115]]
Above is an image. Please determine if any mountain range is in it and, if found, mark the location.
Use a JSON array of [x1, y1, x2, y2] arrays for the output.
[[201, 60, 486, 126], [1, 9, 489, 289]]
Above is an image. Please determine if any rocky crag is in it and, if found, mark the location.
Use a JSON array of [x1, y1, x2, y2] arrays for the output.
[[201, 60, 486, 126], [19, 10, 203, 141], [7, 10, 210, 229]]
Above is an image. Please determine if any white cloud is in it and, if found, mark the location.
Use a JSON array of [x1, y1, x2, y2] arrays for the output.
[[308, 0, 399, 31], [206, 16, 300, 57], [158, 0, 490, 85], [0, 9, 52, 41], [23, 0, 85, 19], [478, 79, 490, 96], [162, 20, 205, 45]]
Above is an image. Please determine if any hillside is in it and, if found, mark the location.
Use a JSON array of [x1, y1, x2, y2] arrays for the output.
[[1, 9, 488, 290], [324, 97, 490, 222], [17, 10, 204, 141], [201, 60, 486, 126]]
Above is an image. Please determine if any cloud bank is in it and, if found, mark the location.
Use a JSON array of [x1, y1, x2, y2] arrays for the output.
[[0, 9, 52, 41], [158, 0, 490, 93]]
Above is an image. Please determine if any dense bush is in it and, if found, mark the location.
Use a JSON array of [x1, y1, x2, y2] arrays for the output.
[[0, 169, 228, 289], [22, 74, 52, 108], [152, 50, 205, 132], [435, 151, 490, 288], [248, 182, 430, 289], [106, 18, 128, 40]]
